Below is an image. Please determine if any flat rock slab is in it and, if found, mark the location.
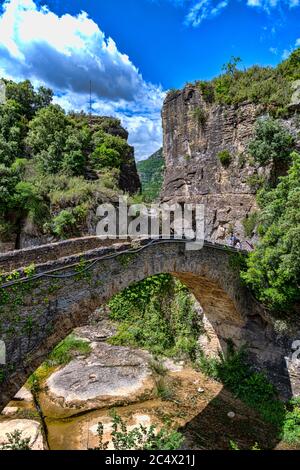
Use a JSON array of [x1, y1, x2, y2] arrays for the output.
[[42, 342, 156, 418], [0, 419, 44, 450]]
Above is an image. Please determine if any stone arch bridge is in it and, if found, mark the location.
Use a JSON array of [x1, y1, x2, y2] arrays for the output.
[[0, 237, 299, 410]]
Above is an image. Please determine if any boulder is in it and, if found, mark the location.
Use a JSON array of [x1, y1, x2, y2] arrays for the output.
[[41, 342, 156, 418], [14, 386, 34, 403]]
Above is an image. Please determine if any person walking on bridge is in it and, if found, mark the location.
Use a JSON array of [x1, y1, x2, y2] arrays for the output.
[[229, 233, 242, 250]]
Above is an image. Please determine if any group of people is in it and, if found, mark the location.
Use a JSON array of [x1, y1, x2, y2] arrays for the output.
[[228, 234, 254, 251], [229, 234, 242, 250]]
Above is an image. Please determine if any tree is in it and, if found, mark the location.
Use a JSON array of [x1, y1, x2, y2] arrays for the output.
[[35, 86, 53, 111], [62, 125, 91, 176], [91, 133, 131, 170], [278, 47, 300, 81], [0, 100, 26, 166], [27, 106, 93, 175], [248, 118, 295, 166], [5, 79, 53, 119], [242, 152, 300, 311], [92, 145, 121, 169], [222, 56, 242, 77], [27, 105, 70, 174]]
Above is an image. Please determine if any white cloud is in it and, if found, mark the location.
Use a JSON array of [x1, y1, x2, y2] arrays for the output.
[[184, 0, 228, 27], [281, 37, 300, 59], [282, 48, 291, 59], [0, 0, 164, 160], [166, 0, 300, 26], [122, 115, 163, 161]]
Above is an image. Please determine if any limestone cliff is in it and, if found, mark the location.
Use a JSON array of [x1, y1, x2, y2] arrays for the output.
[[161, 84, 300, 244]]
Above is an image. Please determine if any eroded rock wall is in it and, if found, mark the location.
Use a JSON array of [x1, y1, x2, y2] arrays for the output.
[[161, 85, 300, 244]]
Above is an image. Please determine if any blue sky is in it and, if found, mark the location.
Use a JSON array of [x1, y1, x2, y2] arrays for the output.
[[0, 0, 299, 159]]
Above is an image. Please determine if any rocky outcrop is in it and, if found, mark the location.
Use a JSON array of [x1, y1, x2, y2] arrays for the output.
[[88, 115, 141, 195], [0, 116, 141, 253], [161, 85, 300, 244], [119, 155, 141, 195]]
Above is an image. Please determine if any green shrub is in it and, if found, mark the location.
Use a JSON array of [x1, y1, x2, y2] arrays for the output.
[[92, 145, 121, 169], [242, 212, 259, 237], [210, 49, 300, 109], [242, 152, 300, 311], [217, 150, 232, 167], [93, 411, 184, 450], [196, 346, 286, 429], [108, 274, 202, 359], [0, 430, 31, 450], [248, 118, 295, 166], [246, 174, 265, 192], [51, 209, 76, 238], [197, 81, 215, 103], [192, 107, 207, 126], [48, 334, 91, 366], [282, 399, 300, 444]]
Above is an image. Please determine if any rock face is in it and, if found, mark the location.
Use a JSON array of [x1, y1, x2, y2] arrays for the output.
[[119, 155, 141, 195], [161, 85, 300, 244], [79, 115, 141, 196]]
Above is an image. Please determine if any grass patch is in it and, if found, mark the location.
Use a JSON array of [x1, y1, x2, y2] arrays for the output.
[[27, 334, 91, 392], [149, 360, 168, 377], [156, 378, 175, 401], [48, 334, 91, 365]]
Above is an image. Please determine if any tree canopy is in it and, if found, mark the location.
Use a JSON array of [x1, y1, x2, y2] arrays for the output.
[[242, 152, 300, 311], [0, 78, 134, 244]]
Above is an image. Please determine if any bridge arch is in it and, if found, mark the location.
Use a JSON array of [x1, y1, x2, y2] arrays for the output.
[[0, 239, 294, 409]]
